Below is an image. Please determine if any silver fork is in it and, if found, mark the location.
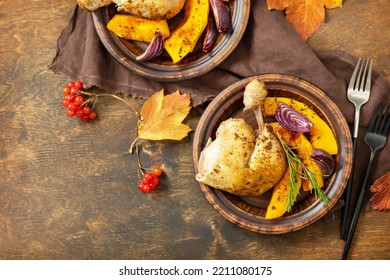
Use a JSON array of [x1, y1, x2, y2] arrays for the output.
[[340, 58, 373, 239], [342, 99, 390, 259]]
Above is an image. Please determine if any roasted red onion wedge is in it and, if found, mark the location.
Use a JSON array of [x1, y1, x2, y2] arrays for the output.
[[209, 0, 232, 33], [136, 30, 164, 61], [275, 102, 314, 132], [311, 149, 336, 176], [202, 16, 219, 52]]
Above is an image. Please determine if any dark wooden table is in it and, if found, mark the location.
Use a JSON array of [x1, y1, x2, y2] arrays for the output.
[[1, 0, 389, 260]]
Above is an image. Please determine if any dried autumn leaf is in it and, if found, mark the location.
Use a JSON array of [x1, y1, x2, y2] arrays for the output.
[[267, 0, 343, 41], [137, 89, 192, 141], [370, 172, 390, 211]]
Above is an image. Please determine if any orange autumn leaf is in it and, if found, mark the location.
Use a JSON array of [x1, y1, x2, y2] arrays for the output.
[[267, 0, 343, 41], [370, 172, 390, 211], [137, 89, 192, 141]]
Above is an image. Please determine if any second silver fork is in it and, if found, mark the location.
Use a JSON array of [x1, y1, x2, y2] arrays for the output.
[[340, 58, 373, 240]]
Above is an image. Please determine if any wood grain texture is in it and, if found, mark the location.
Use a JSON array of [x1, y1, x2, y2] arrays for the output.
[[0, 0, 389, 260], [309, 0, 390, 79]]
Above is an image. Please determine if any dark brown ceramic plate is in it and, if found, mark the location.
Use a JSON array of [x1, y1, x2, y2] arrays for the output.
[[92, 1, 250, 81], [193, 74, 353, 234]]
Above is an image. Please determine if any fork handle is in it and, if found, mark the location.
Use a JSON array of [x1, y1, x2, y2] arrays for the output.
[[352, 107, 362, 138], [340, 137, 357, 240], [341, 150, 376, 260]]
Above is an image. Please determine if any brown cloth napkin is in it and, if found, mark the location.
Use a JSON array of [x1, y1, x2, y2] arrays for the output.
[[50, 2, 390, 219]]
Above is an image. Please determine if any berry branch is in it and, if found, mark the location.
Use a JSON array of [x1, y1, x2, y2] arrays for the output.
[[60, 80, 163, 192], [61, 81, 97, 121], [135, 143, 163, 192], [61, 80, 138, 122]]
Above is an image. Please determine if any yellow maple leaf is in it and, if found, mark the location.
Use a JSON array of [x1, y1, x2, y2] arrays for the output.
[[137, 89, 192, 141], [267, 0, 343, 41]]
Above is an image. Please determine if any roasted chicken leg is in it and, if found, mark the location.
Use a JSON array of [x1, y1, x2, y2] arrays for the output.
[[196, 79, 287, 196], [77, 0, 186, 20]]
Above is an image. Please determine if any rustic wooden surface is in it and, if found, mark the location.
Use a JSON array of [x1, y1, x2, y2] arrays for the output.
[[0, 0, 389, 260]]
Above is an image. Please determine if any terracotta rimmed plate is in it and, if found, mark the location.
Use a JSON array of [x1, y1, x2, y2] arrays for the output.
[[193, 74, 353, 234], [92, 1, 250, 81]]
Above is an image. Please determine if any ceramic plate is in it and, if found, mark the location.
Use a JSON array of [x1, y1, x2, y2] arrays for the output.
[[193, 74, 352, 234], [92, 1, 250, 81]]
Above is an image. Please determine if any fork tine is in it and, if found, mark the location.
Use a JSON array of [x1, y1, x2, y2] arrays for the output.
[[383, 114, 390, 136], [370, 100, 390, 135], [379, 100, 390, 136], [367, 106, 379, 132], [356, 59, 371, 91], [367, 101, 382, 132], [364, 59, 373, 92], [348, 58, 362, 90], [355, 59, 364, 90]]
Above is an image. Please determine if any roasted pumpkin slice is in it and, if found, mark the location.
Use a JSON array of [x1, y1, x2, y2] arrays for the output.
[[265, 162, 302, 219], [273, 125, 324, 191], [264, 97, 338, 155], [164, 0, 209, 63], [107, 14, 170, 42], [293, 131, 324, 191]]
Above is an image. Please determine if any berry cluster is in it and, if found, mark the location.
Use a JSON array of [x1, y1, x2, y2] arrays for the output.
[[138, 167, 163, 192], [61, 81, 97, 122]]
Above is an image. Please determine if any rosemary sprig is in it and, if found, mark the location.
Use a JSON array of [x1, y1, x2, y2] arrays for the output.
[[278, 135, 329, 212], [279, 137, 301, 212]]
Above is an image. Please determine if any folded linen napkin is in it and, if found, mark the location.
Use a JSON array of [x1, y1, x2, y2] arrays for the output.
[[49, 1, 390, 220]]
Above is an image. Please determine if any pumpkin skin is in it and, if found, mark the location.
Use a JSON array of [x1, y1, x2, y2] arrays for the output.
[[263, 97, 338, 155]]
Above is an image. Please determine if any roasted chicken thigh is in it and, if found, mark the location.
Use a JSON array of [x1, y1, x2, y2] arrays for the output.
[[196, 79, 287, 196], [77, 0, 186, 20]]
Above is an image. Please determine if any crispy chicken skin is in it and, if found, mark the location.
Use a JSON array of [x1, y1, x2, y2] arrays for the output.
[[77, 0, 186, 20], [196, 80, 287, 197], [196, 119, 287, 196], [116, 0, 186, 20], [77, 0, 113, 12]]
